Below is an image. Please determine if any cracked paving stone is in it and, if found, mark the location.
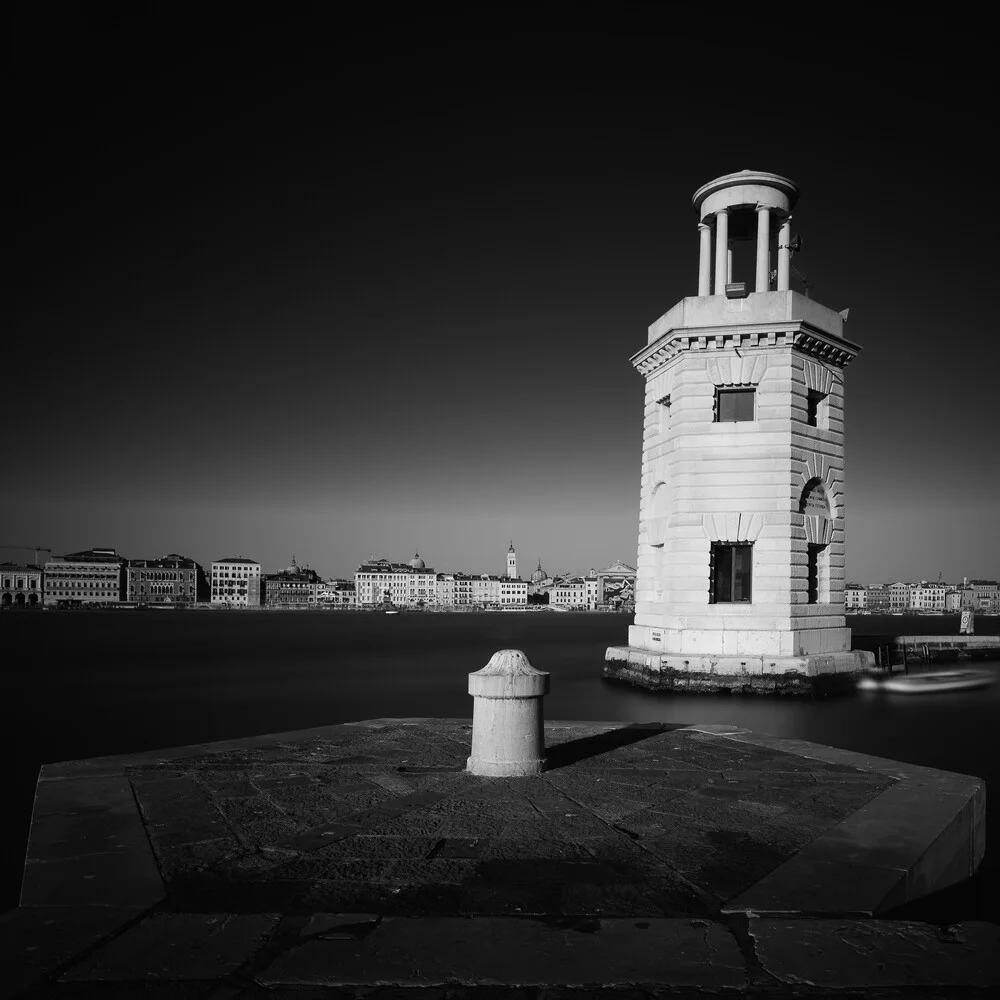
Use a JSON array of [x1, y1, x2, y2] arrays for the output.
[[60, 912, 279, 981], [749, 918, 1000, 988]]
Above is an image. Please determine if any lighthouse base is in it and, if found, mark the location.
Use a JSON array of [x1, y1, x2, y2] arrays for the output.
[[604, 646, 876, 697]]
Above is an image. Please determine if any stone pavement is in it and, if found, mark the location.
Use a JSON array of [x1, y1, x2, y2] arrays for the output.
[[4, 719, 995, 997]]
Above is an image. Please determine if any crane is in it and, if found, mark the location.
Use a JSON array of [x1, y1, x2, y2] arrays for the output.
[[0, 545, 52, 567]]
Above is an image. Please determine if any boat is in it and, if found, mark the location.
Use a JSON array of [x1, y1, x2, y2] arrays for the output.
[[857, 669, 995, 694], [385, 609, 399, 615]]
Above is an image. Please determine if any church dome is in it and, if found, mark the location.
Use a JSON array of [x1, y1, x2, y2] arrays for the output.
[[408, 552, 425, 570], [530, 558, 547, 584]]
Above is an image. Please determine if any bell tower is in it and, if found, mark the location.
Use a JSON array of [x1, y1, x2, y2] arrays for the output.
[[507, 541, 517, 579], [606, 170, 874, 693]]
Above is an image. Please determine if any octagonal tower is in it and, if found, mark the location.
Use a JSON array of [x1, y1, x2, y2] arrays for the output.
[[605, 170, 875, 694]]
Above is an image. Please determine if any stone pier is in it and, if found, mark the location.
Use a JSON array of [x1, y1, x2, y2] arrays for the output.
[[5, 717, 993, 996]]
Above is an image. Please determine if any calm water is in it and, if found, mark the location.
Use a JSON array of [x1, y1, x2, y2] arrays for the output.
[[4, 609, 998, 916]]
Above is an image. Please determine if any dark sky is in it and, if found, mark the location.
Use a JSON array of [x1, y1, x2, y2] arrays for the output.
[[5, 15, 997, 584]]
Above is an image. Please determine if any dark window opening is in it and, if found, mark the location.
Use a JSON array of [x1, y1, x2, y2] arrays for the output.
[[716, 388, 755, 422], [807, 544, 822, 603], [657, 394, 671, 434], [710, 542, 752, 603], [806, 389, 825, 427]]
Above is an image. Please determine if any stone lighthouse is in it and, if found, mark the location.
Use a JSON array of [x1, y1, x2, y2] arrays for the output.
[[605, 170, 874, 694]]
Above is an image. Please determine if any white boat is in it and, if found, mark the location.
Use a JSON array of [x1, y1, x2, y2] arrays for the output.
[[857, 669, 995, 694], [385, 609, 399, 615]]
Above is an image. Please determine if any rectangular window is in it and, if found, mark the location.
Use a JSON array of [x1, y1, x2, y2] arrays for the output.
[[806, 389, 826, 428], [716, 388, 755, 422], [807, 544, 830, 603], [710, 542, 752, 603], [657, 394, 671, 435], [807, 545, 821, 603]]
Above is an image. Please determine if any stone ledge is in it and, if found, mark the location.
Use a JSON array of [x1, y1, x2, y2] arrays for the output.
[[713, 730, 986, 917], [749, 918, 1000, 988], [257, 916, 747, 988], [604, 646, 873, 695]]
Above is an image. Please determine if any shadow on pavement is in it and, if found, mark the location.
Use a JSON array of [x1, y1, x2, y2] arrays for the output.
[[544, 721, 688, 771]]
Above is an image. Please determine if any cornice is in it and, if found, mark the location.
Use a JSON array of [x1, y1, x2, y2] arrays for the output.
[[631, 323, 861, 378]]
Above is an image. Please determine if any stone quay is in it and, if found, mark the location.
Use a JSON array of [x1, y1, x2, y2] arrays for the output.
[[5, 650, 995, 997]]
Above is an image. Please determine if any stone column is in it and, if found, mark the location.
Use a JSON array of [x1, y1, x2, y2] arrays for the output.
[[713, 210, 728, 295], [697, 223, 712, 296], [755, 206, 770, 292], [467, 649, 549, 776], [777, 216, 792, 291]]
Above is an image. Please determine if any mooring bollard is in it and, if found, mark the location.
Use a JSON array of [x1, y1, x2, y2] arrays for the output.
[[467, 649, 549, 776]]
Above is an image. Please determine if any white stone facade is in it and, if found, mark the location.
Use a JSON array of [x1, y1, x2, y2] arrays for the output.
[[615, 171, 872, 676], [551, 580, 587, 608], [355, 559, 437, 606], [210, 558, 262, 607]]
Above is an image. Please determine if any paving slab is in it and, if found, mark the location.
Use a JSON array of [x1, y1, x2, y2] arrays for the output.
[[7, 717, 993, 997], [749, 918, 1000, 988], [258, 916, 747, 987]]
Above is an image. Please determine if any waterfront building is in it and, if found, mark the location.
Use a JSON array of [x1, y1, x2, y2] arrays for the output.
[[866, 585, 890, 613], [318, 580, 356, 607], [596, 560, 637, 610], [551, 578, 587, 609], [845, 584, 866, 610], [43, 549, 125, 606], [945, 589, 962, 612], [127, 554, 200, 605], [263, 559, 323, 607], [355, 555, 437, 607], [888, 582, 912, 613], [585, 572, 600, 610], [1, 563, 42, 607], [434, 572, 528, 608], [507, 541, 517, 579], [608, 170, 874, 684], [909, 582, 947, 613], [210, 558, 262, 607], [970, 580, 999, 612]]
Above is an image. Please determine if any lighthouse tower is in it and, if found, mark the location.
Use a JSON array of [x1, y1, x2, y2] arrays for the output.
[[606, 170, 874, 693]]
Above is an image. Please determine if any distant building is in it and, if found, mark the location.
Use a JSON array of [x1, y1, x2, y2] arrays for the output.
[[1, 563, 42, 607], [551, 579, 587, 608], [888, 582, 912, 612], [127, 554, 201, 605], [597, 560, 637, 610], [210, 557, 262, 607], [945, 590, 962, 612], [355, 555, 437, 607], [318, 580, 356, 607], [845, 584, 866, 610], [264, 559, 323, 607], [909, 582, 947, 612], [970, 580, 999, 613], [507, 541, 517, 579], [866, 585, 890, 612], [584, 571, 600, 610], [43, 549, 125, 606]]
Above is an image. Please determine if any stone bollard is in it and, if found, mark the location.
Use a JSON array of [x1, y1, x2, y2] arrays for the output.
[[467, 649, 549, 776]]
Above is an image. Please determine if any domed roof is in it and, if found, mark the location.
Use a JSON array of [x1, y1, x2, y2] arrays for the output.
[[408, 551, 425, 570]]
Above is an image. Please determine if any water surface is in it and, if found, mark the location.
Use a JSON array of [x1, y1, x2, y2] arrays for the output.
[[5, 609, 997, 917]]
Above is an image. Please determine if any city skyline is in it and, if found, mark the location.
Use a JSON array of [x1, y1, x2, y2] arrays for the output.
[[7, 17, 997, 585]]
